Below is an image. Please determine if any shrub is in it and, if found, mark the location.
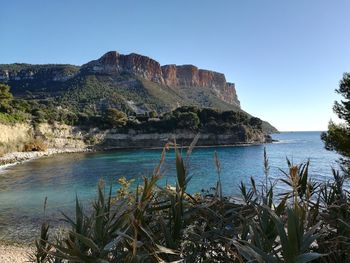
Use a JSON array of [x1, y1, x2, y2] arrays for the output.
[[23, 138, 47, 152], [32, 109, 46, 124], [177, 112, 200, 130], [249, 116, 263, 130], [0, 112, 27, 124], [105, 108, 128, 128], [0, 83, 13, 112], [198, 107, 220, 124], [221, 110, 238, 123]]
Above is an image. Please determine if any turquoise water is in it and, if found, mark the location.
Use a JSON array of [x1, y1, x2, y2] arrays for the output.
[[0, 132, 341, 243]]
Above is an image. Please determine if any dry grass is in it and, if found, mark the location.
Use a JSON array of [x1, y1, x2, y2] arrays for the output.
[[23, 138, 47, 152], [0, 141, 24, 156]]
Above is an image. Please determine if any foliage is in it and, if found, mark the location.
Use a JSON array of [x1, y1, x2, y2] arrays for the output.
[[105, 108, 128, 128], [177, 112, 200, 130], [23, 138, 48, 152], [322, 73, 350, 174], [0, 83, 13, 111], [0, 111, 27, 124], [125, 106, 264, 135], [249, 117, 263, 130], [31, 143, 350, 262], [0, 61, 278, 132], [0, 80, 272, 137]]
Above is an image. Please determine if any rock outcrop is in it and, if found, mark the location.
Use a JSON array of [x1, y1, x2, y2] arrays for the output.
[[0, 123, 87, 153], [0, 64, 79, 82], [81, 51, 241, 107], [100, 128, 271, 149], [0, 51, 278, 133], [1, 51, 240, 107], [82, 51, 164, 83]]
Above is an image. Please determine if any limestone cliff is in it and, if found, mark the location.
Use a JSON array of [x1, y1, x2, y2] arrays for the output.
[[0, 122, 271, 156], [0, 123, 87, 154], [0, 52, 277, 132], [81, 51, 164, 83], [81, 51, 240, 107], [101, 128, 271, 149], [0, 64, 79, 82]]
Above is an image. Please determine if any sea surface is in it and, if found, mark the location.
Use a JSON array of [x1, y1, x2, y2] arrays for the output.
[[0, 131, 342, 243]]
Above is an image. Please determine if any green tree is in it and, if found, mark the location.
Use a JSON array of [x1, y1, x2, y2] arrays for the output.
[[105, 108, 127, 127], [198, 108, 219, 124], [32, 108, 46, 124], [0, 84, 13, 111], [178, 112, 200, 130], [222, 110, 238, 123], [249, 117, 263, 130], [322, 73, 350, 174], [174, 105, 200, 114]]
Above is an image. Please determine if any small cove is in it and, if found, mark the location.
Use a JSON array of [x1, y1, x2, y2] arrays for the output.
[[0, 132, 340, 243]]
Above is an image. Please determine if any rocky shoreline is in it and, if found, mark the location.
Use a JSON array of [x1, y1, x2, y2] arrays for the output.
[[101, 131, 272, 149], [0, 147, 90, 171], [0, 140, 273, 171], [0, 138, 275, 172]]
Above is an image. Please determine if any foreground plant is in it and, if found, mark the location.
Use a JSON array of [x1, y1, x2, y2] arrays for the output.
[[31, 144, 350, 262]]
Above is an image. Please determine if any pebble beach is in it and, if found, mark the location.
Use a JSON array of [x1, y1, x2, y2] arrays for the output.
[[0, 243, 33, 263]]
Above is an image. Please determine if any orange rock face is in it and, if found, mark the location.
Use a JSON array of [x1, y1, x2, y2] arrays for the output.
[[175, 65, 200, 86], [86, 51, 164, 83], [161, 64, 178, 86], [198, 69, 226, 88]]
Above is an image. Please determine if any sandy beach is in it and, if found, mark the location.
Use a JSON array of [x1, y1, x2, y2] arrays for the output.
[[0, 243, 33, 263]]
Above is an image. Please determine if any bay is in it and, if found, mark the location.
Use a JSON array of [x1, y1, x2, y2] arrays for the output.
[[0, 132, 341, 243]]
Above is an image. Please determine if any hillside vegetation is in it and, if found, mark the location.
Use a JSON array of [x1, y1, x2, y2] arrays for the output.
[[0, 55, 278, 133], [0, 82, 264, 134]]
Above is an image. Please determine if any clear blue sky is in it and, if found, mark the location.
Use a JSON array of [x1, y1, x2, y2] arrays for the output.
[[1, 0, 349, 131]]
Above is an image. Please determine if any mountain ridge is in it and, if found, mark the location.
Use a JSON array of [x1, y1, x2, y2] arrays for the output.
[[0, 51, 277, 133]]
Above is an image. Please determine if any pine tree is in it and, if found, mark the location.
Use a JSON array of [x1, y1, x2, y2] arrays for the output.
[[0, 83, 13, 111], [322, 73, 350, 175]]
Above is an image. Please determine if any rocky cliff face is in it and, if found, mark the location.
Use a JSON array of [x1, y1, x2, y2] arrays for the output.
[[81, 51, 164, 83], [0, 52, 240, 108], [0, 52, 277, 133], [0, 64, 79, 82], [100, 128, 271, 149], [81, 51, 240, 107], [0, 123, 87, 152]]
